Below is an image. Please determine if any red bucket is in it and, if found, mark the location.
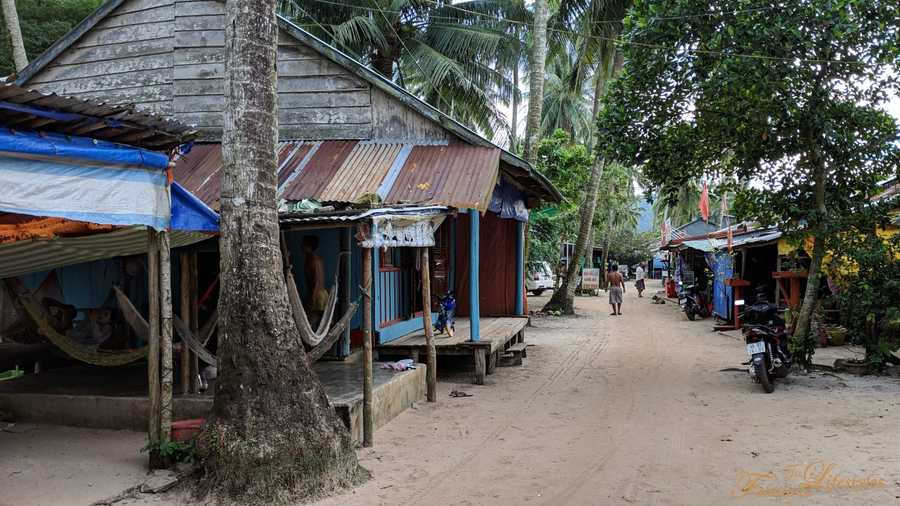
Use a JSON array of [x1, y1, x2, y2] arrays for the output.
[[170, 418, 204, 442]]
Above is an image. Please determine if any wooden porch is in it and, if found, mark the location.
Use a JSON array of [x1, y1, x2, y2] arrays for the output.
[[376, 316, 528, 385]]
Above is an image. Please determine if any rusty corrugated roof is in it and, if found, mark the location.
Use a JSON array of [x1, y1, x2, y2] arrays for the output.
[[385, 144, 499, 209], [0, 80, 195, 151], [318, 142, 403, 203], [175, 140, 501, 210]]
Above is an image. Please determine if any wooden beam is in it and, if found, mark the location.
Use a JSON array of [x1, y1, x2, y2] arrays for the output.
[[179, 252, 190, 395], [146, 229, 161, 466], [158, 231, 173, 443], [190, 251, 200, 393], [420, 248, 437, 402], [362, 245, 374, 447]]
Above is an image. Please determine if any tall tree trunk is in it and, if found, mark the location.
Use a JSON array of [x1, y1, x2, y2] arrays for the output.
[[198, 0, 363, 500], [1, 0, 27, 71], [544, 155, 605, 314], [543, 43, 619, 314], [510, 61, 519, 153], [522, 0, 548, 163], [791, 140, 828, 368]]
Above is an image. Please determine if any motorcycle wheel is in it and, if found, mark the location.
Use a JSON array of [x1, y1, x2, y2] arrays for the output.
[[686, 307, 696, 321], [754, 355, 775, 393]]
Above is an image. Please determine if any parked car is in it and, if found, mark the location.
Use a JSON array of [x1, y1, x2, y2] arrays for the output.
[[526, 261, 555, 296]]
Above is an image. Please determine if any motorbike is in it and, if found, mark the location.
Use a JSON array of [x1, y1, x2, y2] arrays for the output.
[[434, 291, 456, 338], [679, 284, 709, 320], [743, 296, 792, 393]]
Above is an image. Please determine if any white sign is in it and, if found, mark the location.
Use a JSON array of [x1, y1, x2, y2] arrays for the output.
[[735, 299, 745, 306], [581, 268, 601, 290]]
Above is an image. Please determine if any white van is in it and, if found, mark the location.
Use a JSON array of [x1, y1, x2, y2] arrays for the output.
[[526, 261, 555, 296]]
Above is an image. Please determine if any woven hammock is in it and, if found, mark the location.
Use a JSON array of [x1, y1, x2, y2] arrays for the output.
[[14, 292, 148, 367]]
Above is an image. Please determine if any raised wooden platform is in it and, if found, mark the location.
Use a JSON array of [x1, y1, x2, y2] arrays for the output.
[[0, 360, 424, 443], [376, 317, 528, 384]]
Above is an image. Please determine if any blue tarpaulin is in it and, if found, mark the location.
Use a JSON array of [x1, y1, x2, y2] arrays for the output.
[[488, 177, 529, 222], [171, 181, 218, 232], [0, 127, 169, 170]]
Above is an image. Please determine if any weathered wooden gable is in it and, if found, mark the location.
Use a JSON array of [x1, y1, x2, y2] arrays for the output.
[[25, 0, 175, 115], [22, 0, 451, 142]]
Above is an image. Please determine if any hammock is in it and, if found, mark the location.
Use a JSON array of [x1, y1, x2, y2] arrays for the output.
[[11, 285, 148, 367]]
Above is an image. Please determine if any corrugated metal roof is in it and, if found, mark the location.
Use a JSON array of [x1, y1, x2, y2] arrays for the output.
[[0, 80, 195, 151], [386, 144, 500, 209], [176, 141, 502, 211], [318, 142, 403, 202], [172, 144, 223, 210], [0, 228, 209, 278]]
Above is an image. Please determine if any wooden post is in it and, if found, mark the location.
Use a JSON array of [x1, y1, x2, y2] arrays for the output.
[[362, 246, 374, 447], [179, 253, 190, 395], [473, 347, 486, 385], [189, 251, 200, 393], [158, 231, 173, 442], [340, 228, 351, 358], [420, 248, 437, 402], [147, 229, 161, 464]]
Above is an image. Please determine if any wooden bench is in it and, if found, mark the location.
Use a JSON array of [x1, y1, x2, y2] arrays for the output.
[[502, 342, 528, 366]]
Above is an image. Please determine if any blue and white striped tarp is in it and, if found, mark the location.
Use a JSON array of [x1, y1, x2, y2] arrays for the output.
[[0, 128, 170, 229]]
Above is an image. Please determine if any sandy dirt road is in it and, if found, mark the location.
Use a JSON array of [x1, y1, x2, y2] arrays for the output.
[[4, 280, 900, 505], [309, 280, 900, 506]]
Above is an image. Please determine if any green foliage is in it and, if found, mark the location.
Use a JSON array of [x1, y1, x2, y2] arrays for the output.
[[528, 129, 592, 265], [827, 203, 900, 366], [0, 0, 102, 76], [597, 0, 900, 360], [605, 229, 654, 267], [142, 438, 197, 464], [598, 0, 899, 236]]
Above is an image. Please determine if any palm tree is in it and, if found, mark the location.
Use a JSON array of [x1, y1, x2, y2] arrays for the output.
[[522, 0, 548, 162], [282, 0, 519, 138], [2, 0, 27, 71], [540, 45, 593, 144]]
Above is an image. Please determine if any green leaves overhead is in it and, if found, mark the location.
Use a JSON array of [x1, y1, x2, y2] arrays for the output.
[[598, 0, 900, 235]]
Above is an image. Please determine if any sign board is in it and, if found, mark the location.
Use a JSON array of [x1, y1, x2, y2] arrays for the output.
[[581, 268, 601, 290]]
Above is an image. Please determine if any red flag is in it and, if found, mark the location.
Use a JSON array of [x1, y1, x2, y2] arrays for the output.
[[699, 181, 710, 222]]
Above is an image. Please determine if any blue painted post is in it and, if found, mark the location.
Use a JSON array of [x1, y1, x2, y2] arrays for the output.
[[515, 220, 525, 315], [372, 247, 381, 343], [469, 210, 480, 342]]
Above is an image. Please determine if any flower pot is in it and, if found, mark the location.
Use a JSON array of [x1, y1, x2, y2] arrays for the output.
[[827, 327, 847, 347], [170, 418, 204, 442], [833, 359, 871, 376]]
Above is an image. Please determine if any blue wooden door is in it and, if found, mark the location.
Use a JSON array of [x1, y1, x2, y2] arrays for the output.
[[713, 251, 733, 320]]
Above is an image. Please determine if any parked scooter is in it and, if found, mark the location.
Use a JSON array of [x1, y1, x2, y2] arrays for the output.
[[743, 290, 793, 393], [679, 284, 709, 320], [434, 291, 456, 338]]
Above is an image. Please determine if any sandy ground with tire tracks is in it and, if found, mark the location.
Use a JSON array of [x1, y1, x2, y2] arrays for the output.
[[4, 280, 900, 505], [309, 279, 900, 506]]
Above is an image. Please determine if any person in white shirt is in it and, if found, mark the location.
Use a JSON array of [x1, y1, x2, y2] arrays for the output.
[[635, 264, 646, 298]]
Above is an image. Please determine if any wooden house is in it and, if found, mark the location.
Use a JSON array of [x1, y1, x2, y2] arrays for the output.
[[15, 0, 561, 383]]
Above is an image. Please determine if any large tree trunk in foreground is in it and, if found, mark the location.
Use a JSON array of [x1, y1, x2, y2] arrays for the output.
[[545, 155, 605, 314], [522, 0, 548, 163], [1, 0, 27, 71], [198, 0, 362, 501]]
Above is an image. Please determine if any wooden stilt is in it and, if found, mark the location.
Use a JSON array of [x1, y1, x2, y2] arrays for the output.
[[473, 347, 486, 385], [362, 246, 374, 447], [420, 248, 437, 402], [158, 231, 173, 443], [189, 251, 200, 393], [179, 253, 190, 395], [146, 229, 161, 467]]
